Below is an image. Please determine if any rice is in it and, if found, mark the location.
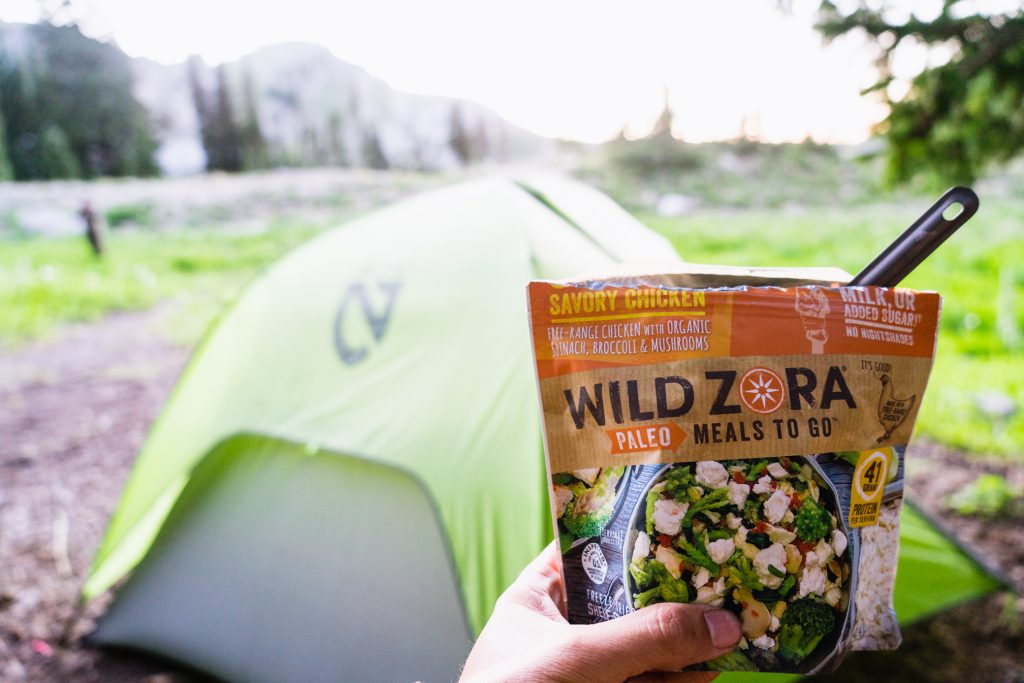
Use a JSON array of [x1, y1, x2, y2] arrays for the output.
[[848, 501, 902, 650]]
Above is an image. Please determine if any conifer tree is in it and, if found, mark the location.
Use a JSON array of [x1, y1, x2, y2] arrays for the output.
[[209, 65, 243, 172], [817, 1, 1024, 184], [361, 127, 389, 170], [448, 105, 472, 165], [38, 124, 81, 178], [0, 90, 17, 180], [239, 70, 269, 170]]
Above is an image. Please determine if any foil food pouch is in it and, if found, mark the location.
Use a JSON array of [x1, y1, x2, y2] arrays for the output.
[[526, 265, 941, 674]]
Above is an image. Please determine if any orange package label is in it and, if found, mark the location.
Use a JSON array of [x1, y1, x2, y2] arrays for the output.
[[528, 282, 940, 473]]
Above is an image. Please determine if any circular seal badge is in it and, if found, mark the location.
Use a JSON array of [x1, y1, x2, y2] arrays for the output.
[[739, 367, 786, 414], [581, 542, 608, 585], [853, 450, 889, 500]]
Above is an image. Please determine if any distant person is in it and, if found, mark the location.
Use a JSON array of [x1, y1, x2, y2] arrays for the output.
[[80, 201, 104, 257]]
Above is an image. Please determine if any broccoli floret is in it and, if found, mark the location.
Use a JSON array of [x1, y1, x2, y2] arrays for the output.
[[562, 469, 623, 538], [776, 597, 836, 665], [659, 576, 690, 603], [562, 501, 615, 537], [629, 558, 656, 589], [675, 535, 720, 575], [633, 586, 664, 608], [727, 555, 764, 591], [742, 497, 762, 525], [645, 490, 659, 535], [747, 460, 768, 479], [682, 487, 730, 526], [705, 649, 759, 672], [665, 466, 697, 498], [632, 561, 690, 607], [794, 498, 831, 542]]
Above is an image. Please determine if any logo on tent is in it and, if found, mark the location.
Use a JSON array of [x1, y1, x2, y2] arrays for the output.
[[334, 281, 402, 365]]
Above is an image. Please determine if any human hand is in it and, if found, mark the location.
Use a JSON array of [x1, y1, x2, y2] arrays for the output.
[[460, 542, 742, 682]]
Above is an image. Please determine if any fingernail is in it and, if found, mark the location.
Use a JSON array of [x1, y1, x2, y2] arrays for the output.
[[704, 609, 741, 649]]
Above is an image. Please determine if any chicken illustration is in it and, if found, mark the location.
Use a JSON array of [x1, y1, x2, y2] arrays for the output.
[[876, 374, 916, 443]]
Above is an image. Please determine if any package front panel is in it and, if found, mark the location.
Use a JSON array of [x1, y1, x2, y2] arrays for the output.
[[528, 279, 941, 675]]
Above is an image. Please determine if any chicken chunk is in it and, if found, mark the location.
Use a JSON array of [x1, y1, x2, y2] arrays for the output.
[[653, 498, 688, 536], [763, 489, 791, 524], [752, 474, 773, 495], [727, 480, 751, 507], [553, 485, 574, 518], [753, 543, 787, 589], [831, 529, 848, 557], [632, 531, 651, 564], [571, 468, 600, 486], [696, 461, 729, 489], [655, 544, 684, 580], [707, 538, 736, 565]]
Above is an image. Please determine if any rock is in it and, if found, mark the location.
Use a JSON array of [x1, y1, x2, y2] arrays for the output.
[[974, 391, 1016, 419], [655, 193, 699, 217]]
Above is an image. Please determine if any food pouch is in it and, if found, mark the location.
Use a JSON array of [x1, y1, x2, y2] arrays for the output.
[[526, 265, 941, 674]]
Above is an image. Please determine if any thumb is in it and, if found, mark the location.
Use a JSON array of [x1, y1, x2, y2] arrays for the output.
[[569, 604, 741, 681]]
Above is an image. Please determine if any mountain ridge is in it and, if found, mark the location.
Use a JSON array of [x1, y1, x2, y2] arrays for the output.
[[133, 39, 548, 174]]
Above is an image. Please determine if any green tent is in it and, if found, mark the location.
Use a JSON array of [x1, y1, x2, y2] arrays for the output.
[[87, 177, 1003, 682]]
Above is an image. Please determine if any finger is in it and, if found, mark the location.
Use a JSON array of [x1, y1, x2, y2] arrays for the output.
[[627, 672, 718, 683], [568, 604, 740, 680], [496, 542, 566, 621]]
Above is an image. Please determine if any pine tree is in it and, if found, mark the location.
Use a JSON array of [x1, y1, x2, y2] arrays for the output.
[[448, 105, 472, 165], [188, 59, 246, 173], [239, 70, 268, 170], [472, 119, 490, 163], [816, 1, 1024, 184], [361, 127, 389, 169], [209, 65, 243, 172], [38, 124, 81, 179], [647, 87, 675, 140], [187, 56, 215, 169], [0, 101, 15, 181], [32, 22, 157, 177], [0, 54, 46, 180], [327, 110, 348, 167]]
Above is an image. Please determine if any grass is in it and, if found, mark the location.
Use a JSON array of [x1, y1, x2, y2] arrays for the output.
[[641, 198, 1024, 458], [1, 185, 1020, 458], [0, 221, 322, 347]]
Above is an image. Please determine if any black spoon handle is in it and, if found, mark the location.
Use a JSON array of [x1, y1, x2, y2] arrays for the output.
[[849, 186, 980, 287]]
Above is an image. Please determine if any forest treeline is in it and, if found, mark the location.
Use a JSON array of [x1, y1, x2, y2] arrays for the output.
[[0, 22, 492, 180]]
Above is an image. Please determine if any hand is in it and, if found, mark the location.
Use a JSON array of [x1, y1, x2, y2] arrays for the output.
[[460, 543, 742, 682]]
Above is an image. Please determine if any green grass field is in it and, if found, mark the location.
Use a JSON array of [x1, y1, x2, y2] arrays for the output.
[[642, 198, 1024, 458], [0, 222, 321, 347], [1, 196, 1021, 458]]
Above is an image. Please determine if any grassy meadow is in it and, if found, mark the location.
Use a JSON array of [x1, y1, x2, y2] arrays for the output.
[[1, 158, 1021, 458]]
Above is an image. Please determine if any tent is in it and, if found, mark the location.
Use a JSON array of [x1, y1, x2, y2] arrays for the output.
[[87, 177, 1004, 682]]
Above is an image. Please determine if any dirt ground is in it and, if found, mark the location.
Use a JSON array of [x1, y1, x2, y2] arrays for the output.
[[0, 310, 1022, 682]]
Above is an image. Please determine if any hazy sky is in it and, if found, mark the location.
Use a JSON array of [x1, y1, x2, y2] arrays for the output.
[[2, 0, 938, 144]]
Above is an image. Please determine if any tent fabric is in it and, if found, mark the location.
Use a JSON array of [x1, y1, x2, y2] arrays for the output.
[[85, 177, 680, 635], [91, 434, 472, 683], [891, 502, 1005, 622]]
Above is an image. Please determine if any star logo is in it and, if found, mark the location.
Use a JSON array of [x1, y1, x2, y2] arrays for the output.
[[739, 367, 786, 414]]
